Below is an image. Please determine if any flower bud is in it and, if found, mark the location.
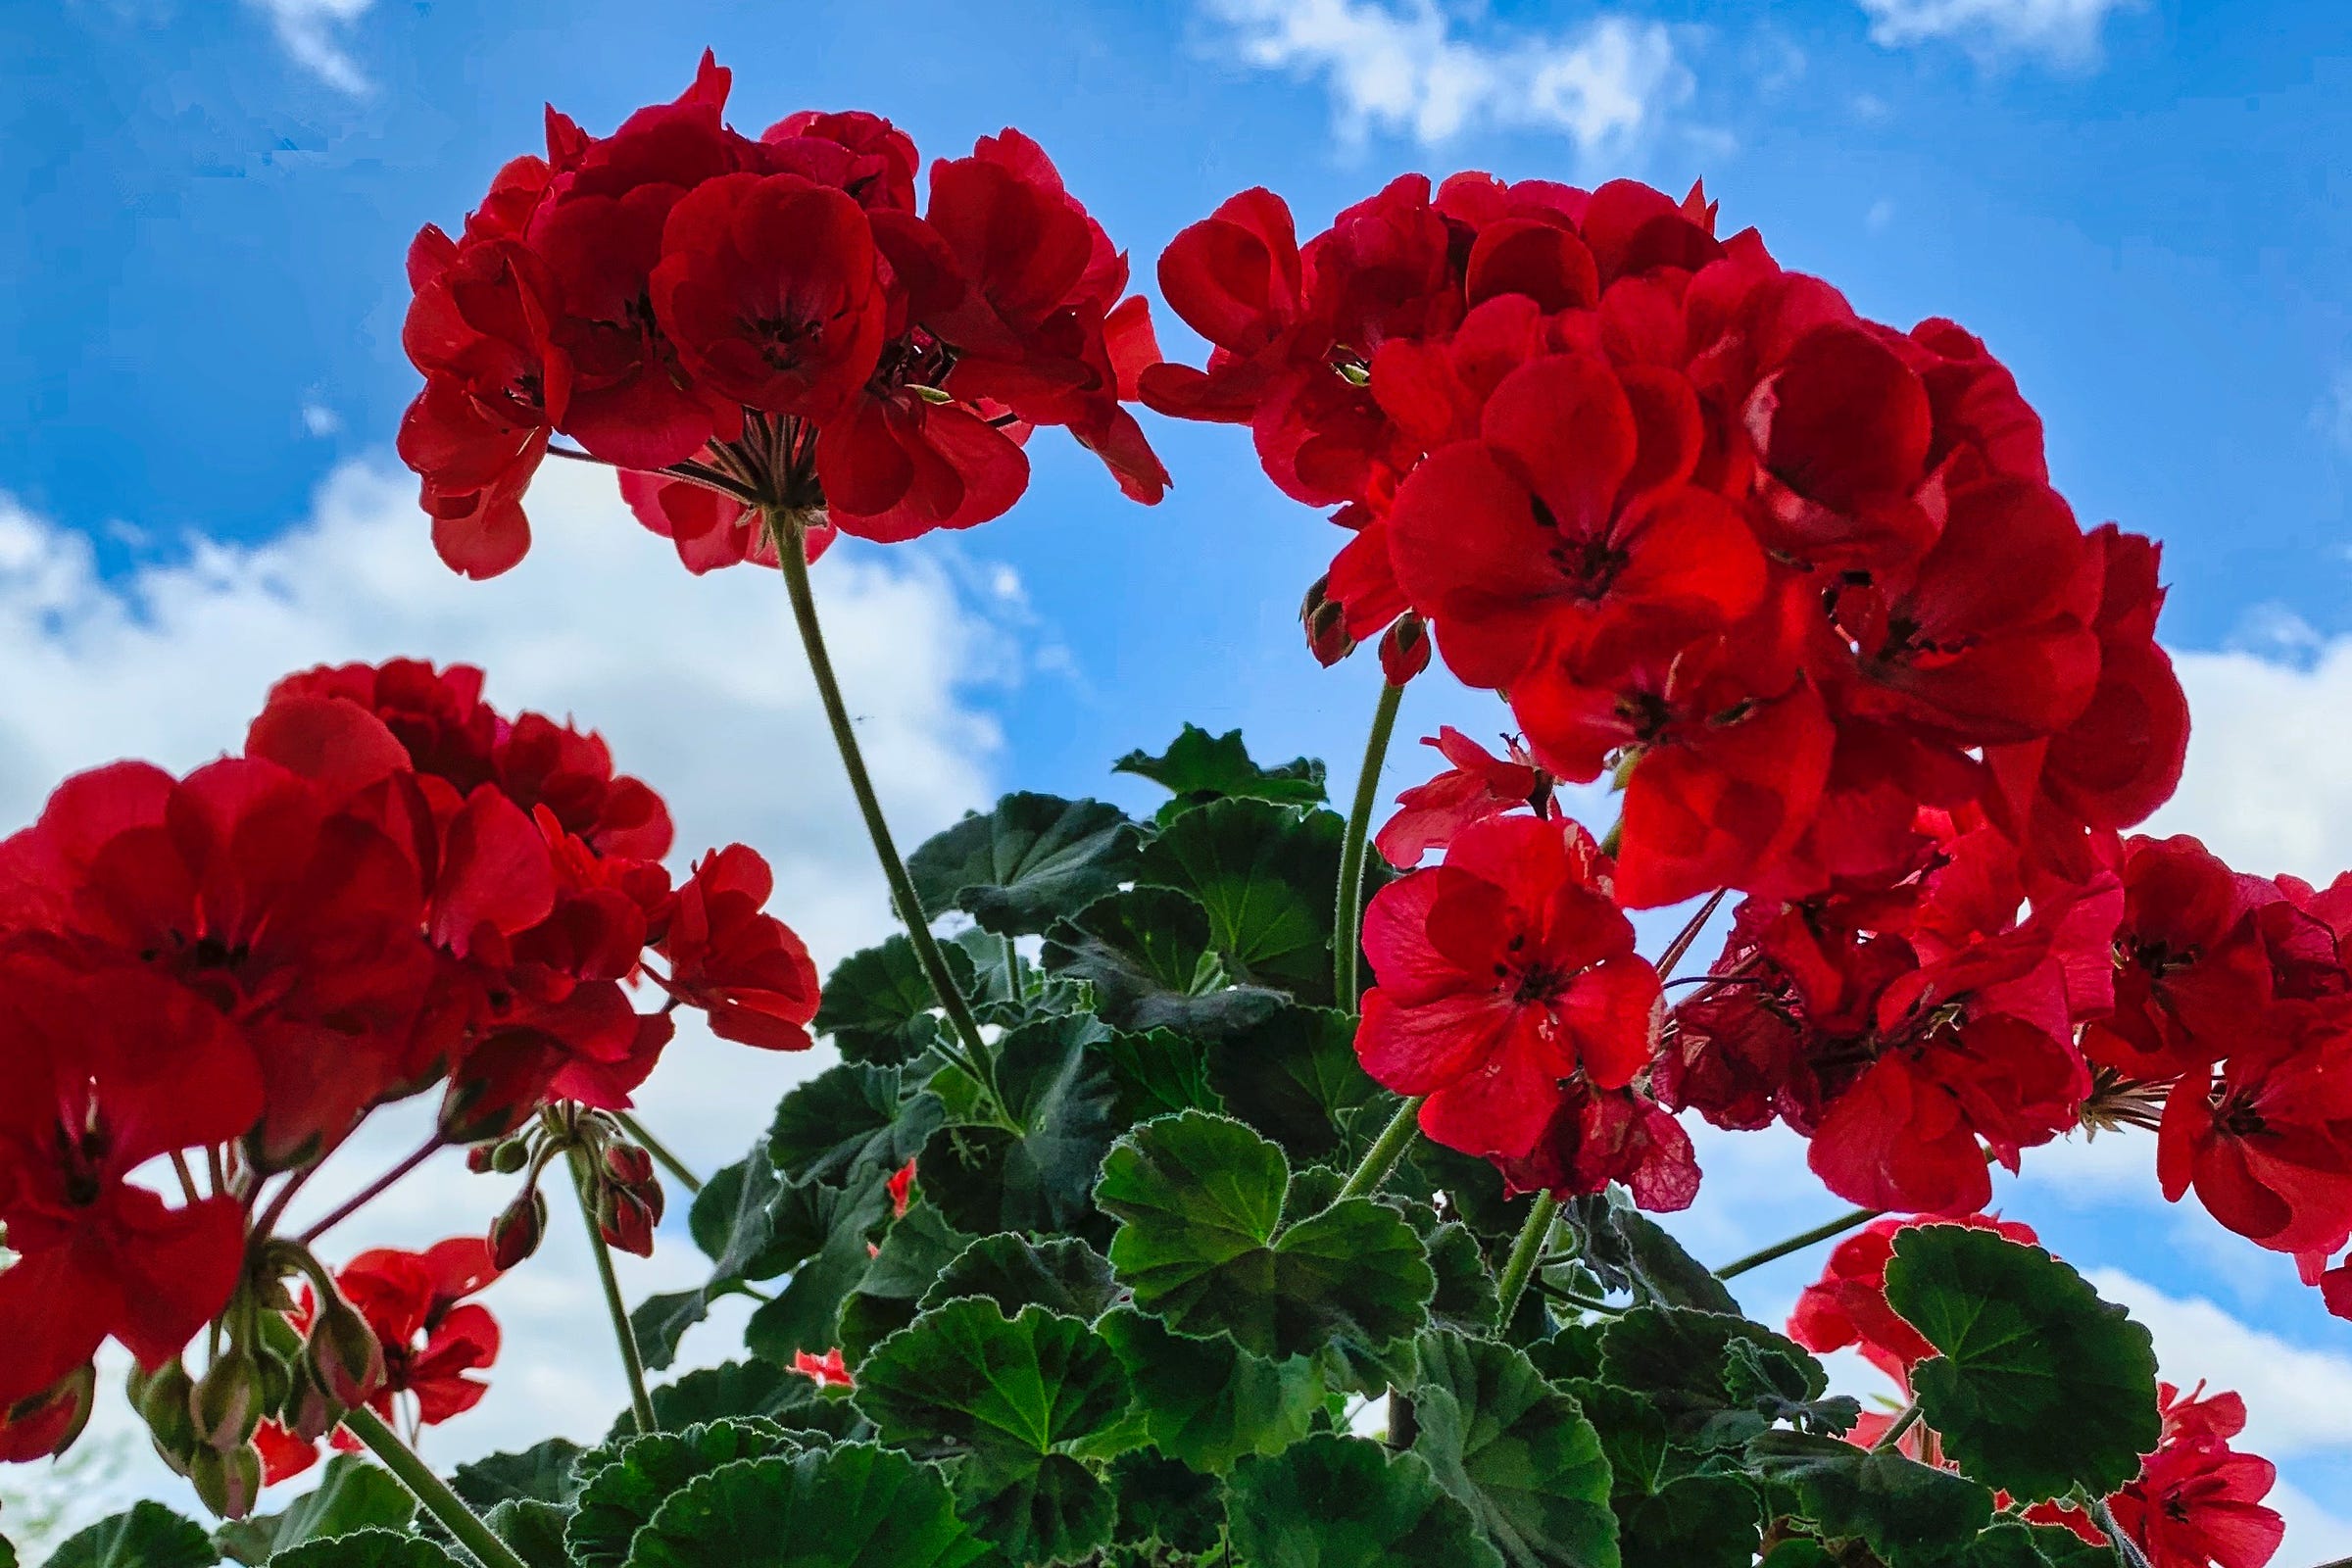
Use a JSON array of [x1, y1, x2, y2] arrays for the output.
[[466, 1142, 497, 1174], [1379, 612, 1430, 685], [138, 1357, 200, 1476], [281, 1355, 335, 1445], [599, 1184, 657, 1258], [492, 1137, 532, 1175], [1300, 574, 1355, 667], [305, 1298, 386, 1414], [604, 1141, 656, 1189], [191, 1347, 266, 1449], [0, 1363, 95, 1464], [189, 1441, 265, 1521], [254, 1346, 294, 1419], [489, 1186, 549, 1270]]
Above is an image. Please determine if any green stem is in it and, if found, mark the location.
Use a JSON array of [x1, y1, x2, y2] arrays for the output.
[[572, 1152, 658, 1436], [2090, 1498, 2153, 1568], [1873, 1399, 1925, 1452], [1534, 1280, 1625, 1315], [1494, 1191, 1562, 1324], [615, 1113, 702, 1197], [1338, 1097, 1425, 1201], [341, 1404, 528, 1568], [1714, 1205, 1884, 1280], [768, 508, 1001, 1108], [1334, 680, 1405, 1002]]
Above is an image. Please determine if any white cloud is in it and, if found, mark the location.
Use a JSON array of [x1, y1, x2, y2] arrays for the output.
[[2087, 1271, 2352, 1460], [300, 400, 342, 438], [1856, 0, 2139, 64], [242, 0, 378, 95], [1200, 0, 1691, 154], [2150, 640, 2352, 881]]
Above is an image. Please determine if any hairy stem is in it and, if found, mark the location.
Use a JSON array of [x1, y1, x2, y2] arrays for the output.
[[341, 1404, 529, 1568], [295, 1139, 441, 1247], [2090, 1498, 2154, 1568], [1334, 681, 1405, 1002], [1714, 1205, 1884, 1280], [615, 1113, 703, 1197], [1495, 1191, 1562, 1324], [1873, 1399, 1925, 1452], [572, 1152, 658, 1436], [1337, 1097, 1425, 1201]]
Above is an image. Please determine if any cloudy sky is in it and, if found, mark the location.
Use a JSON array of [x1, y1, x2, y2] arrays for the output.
[[6, 0, 2352, 1554]]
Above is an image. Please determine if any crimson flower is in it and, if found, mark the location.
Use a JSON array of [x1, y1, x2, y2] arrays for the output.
[[793, 1348, 855, 1390], [654, 845, 821, 1050], [1374, 728, 1549, 869], [2101, 1385, 2285, 1568], [2082, 835, 2275, 1082], [2158, 1003, 2352, 1257]]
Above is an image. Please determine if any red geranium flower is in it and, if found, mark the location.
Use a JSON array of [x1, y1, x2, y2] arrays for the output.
[[1491, 1078, 1699, 1211], [793, 1348, 855, 1390], [2103, 1384, 2286, 1568], [2158, 1003, 2352, 1256], [655, 844, 821, 1051], [1373, 728, 1549, 869], [2082, 835, 2275, 1082]]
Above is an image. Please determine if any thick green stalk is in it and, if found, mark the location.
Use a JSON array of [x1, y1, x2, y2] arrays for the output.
[[1714, 1205, 1884, 1280], [1494, 1191, 1562, 1324], [572, 1152, 657, 1436], [341, 1404, 528, 1568], [1337, 1096, 1425, 1200], [1872, 1399, 1925, 1452], [768, 508, 1001, 1105], [1334, 680, 1405, 1002]]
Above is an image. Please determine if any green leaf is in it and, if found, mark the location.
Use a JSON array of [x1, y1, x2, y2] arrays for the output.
[[48, 1503, 218, 1568], [622, 1446, 994, 1568], [1747, 1432, 1994, 1565], [907, 793, 1141, 935], [921, 1234, 1120, 1322], [634, 1360, 863, 1443], [919, 1015, 1120, 1237], [1597, 1307, 1830, 1451], [1105, 1449, 1224, 1554], [1884, 1227, 2161, 1502], [268, 1532, 463, 1568], [1042, 887, 1288, 1040], [813, 937, 980, 1065], [1115, 724, 1328, 820], [1614, 1475, 1758, 1568], [1136, 799, 1344, 1003], [856, 1298, 1131, 1461], [627, 1147, 797, 1369], [453, 1439, 587, 1508], [568, 1418, 806, 1568], [1226, 1434, 1502, 1568], [1097, 1028, 1225, 1125], [1525, 1325, 1604, 1387], [480, 1500, 572, 1568], [1556, 1380, 1670, 1500], [953, 1450, 1115, 1564], [1562, 1194, 1740, 1315], [1409, 1332, 1618, 1568], [1207, 1006, 1382, 1161], [746, 1174, 896, 1366], [1097, 1306, 1324, 1474], [1966, 1521, 2116, 1568], [215, 1455, 416, 1564], [840, 1200, 979, 1363], [769, 1065, 944, 1190], [1097, 1110, 1435, 1359], [0, 1531, 15, 1568], [1423, 1221, 1501, 1337]]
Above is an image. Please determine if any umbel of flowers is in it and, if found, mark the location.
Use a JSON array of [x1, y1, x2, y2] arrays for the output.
[[0, 51, 2336, 1568]]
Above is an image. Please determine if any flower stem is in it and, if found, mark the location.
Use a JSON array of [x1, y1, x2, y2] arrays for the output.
[[1495, 1191, 1562, 1324], [294, 1139, 442, 1247], [1873, 1399, 1925, 1452], [1334, 680, 1405, 1002], [2090, 1497, 2153, 1568], [614, 1113, 702, 1197], [1714, 1205, 1884, 1280], [767, 508, 1001, 1107], [341, 1403, 528, 1568], [1338, 1096, 1425, 1201], [571, 1152, 657, 1436]]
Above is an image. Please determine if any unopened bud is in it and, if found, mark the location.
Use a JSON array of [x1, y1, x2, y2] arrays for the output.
[[1378, 612, 1430, 685], [138, 1358, 200, 1476], [282, 1355, 334, 1444], [1300, 574, 1355, 667], [466, 1143, 497, 1174], [305, 1298, 386, 1414], [492, 1137, 532, 1175], [254, 1347, 293, 1419], [489, 1187, 549, 1271], [604, 1142, 656, 1189], [189, 1441, 265, 1521], [599, 1185, 657, 1258], [0, 1364, 95, 1464], [191, 1348, 266, 1449]]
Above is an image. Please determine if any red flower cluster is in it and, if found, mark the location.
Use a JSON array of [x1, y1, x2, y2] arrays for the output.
[[259, 1239, 504, 1484], [401, 53, 1166, 579], [0, 657, 817, 1444], [1795, 1217, 2283, 1568], [1149, 173, 2186, 911]]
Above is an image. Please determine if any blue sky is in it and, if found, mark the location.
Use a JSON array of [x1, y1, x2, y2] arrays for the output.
[[7, 0, 2352, 1551]]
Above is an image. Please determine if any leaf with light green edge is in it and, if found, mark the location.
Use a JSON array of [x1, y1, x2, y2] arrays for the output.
[[855, 1298, 1132, 1464], [952, 1450, 1116, 1565], [1096, 1306, 1324, 1474], [1116, 724, 1328, 820], [1041, 887, 1289, 1040], [839, 1200, 979, 1363], [1097, 1028, 1224, 1124], [919, 1014, 1121, 1237], [1613, 1474, 1759, 1568], [628, 1360, 863, 1442], [1226, 1433, 1503, 1568], [746, 1172, 895, 1366], [812, 935, 982, 1065], [452, 1438, 587, 1508], [921, 1234, 1120, 1322], [1720, 1338, 1861, 1439], [215, 1454, 417, 1564], [1561, 1194, 1740, 1315], [1965, 1521, 2116, 1568], [568, 1419, 806, 1568], [768, 1064, 945, 1191], [623, 1445, 995, 1568], [46, 1502, 218, 1568], [1748, 1432, 1994, 1564], [1423, 1220, 1501, 1336], [1098, 1110, 1435, 1359], [1526, 1324, 1604, 1386], [267, 1531, 463, 1568], [480, 1500, 572, 1568], [1555, 1380, 1671, 1501], [1402, 1137, 1533, 1241], [1136, 798, 1345, 1003], [907, 793, 1142, 936], [1106, 1450, 1223, 1555], [1206, 1005, 1382, 1160], [1883, 1227, 2161, 1502], [1597, 1306, 1830, 1451], [0, 1528, 15, 1568], [1408, 1331, 1619, 1568]]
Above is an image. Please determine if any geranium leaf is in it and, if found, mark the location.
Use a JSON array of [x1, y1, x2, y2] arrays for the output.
[[921, 1234, 1121, 1322], [622, 1446, 993, 1568], [452, 1439, 586, 1507], [1097, 1110, 1435, 1359], [919, 1015, 1120, 1237], [1096, 1306, 1324, 1474], [479, 1500, 571, 1568], [855, 1298, 1131, 1462], [1136, 798, 1345, 1003], [1206, 1005, 1383, 1160], [746, 1173, 895, 1366], [1106, 1449, 1225, 1555], [1226, 1433, 1502, 1568], [630, 1360, 863, 1442], [839, 1200, 978, 1364], [1597, 1307, 1829, 1452], [1114, 724, 1328, 820], [1097, 1027, 1225, 1124], [47, 1502, 217, 1568], [1614, 1475, 1759, 1568], [1409, 1331, 1619, 1568], [1423, 1220, 1502, 1336], [907, 793, 1141, 935], [814, 937, 980, 1065], [768, 1065, 944, 1191], [568, 1418, 806, 1568], [1884, 1227, 2161, 1502], [270, 1532, 464, 1568], [1556, 1380, 1671, 1500], [1967, 1521, 2117, 1568], [1562, 1194, 1740, 1315], [215, 1454, 417, 1563], [952, 1450, 1116, 1564], [1042, 887, 1288, 1039], [1748, 1431, 1994, 1564]]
